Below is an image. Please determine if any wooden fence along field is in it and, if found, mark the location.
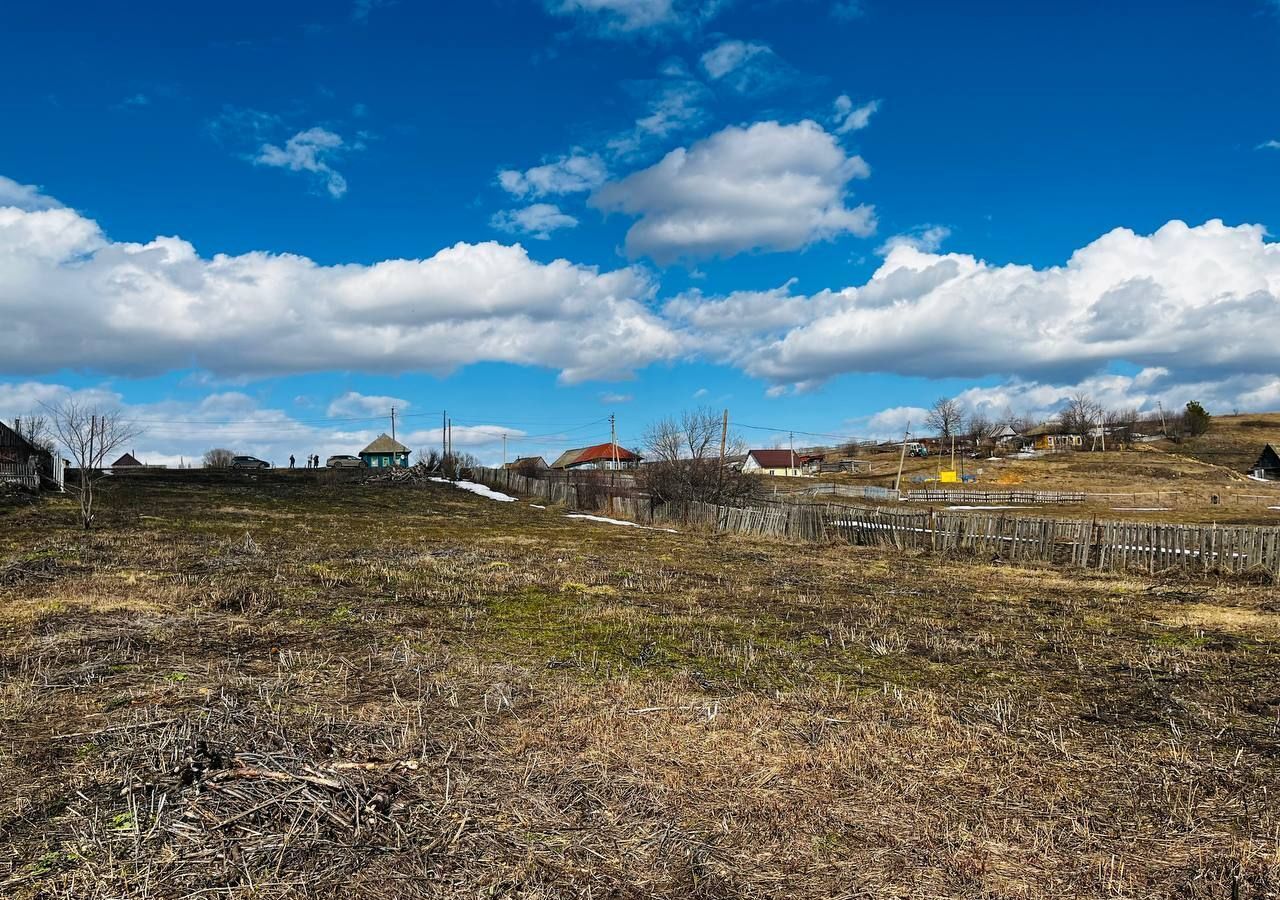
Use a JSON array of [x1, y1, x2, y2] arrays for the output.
[[903, 488, 1087, 504], [470, 468, 1280, 580]]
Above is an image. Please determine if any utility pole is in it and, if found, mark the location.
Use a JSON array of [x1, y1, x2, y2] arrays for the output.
[[716, 408, 728, 500], [390, 406, 396, 443], [502, 433, 507, 468], [1157, 401, 1168, 436], [610, 413, 618, 470], [789, 430, 795, 474], [441, 411, 447, 466], [894, 421, 911, 497]]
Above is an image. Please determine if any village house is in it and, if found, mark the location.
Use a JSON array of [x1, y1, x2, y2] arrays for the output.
[[359, 434, 411, 468], [741, 449, 807, 477], [1251, 444, 1280, 481], [549, 443, 642, 471], [1021, 424, 1083, 453]]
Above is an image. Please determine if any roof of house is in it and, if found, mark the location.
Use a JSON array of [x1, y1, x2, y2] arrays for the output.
[[359, 433, 410, 455], [1253, 444, 1280, 472], [994, 425, 1019, 438], [549, 443, 641, 468], [549, 448, 584, 469], [111, 453, 142, 467], [0, 421, 37, 452], [747, 449, 801, 469], [504, 456, 547, 469], [1022, 423, 1079, 438]]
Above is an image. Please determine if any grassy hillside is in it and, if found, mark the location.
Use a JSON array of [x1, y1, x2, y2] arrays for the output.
[[1176, 411, 1280, 472]]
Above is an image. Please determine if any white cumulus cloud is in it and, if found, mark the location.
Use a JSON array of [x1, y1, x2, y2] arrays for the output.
[[831, 94, 880, 134], [254, 127, 353, 198], [0, 182, 682, 383], [876, 224, 950, 255], [694, 219, 1280, 391], [591, 119, 876, 264], [490, 203, 580, 240], [326, 391, 410, 417], [0, 176, 63, 212], [700, 39, 769, 78], [698, 39, 792, 94], [497, 152, 607, 198]]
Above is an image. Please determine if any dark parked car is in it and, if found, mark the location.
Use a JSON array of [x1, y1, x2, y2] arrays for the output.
[[229, 455, 270, 469], [326, 454, 365, 468]]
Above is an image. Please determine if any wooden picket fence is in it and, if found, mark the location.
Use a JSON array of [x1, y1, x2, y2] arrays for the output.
[[470, 468, 1280, 580], [904, 488, 1086, 504], [0, 461, 40, 490]]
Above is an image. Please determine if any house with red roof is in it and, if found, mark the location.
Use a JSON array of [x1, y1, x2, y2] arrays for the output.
[[549, 442, 642, 471]]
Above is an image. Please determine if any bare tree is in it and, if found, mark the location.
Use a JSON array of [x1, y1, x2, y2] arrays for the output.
[[1003, 409, 1033, 435], [203, 448, 235, 468], [925, 397, 964, 441], [966, 412, 993, 448], [1059, 392, 1103, 447], [1105, 407, 1139, 449], [640, 407, 755, 504], [441, 450, 479, 479], [15, 414, 56, 453], [43, 400, 142, 529]]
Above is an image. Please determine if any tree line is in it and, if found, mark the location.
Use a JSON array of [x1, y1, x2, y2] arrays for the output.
[[924, 394, 1211, 447]]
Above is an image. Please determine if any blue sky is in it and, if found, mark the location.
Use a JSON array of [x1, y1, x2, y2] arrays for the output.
[[2, 0, 1279, 465]]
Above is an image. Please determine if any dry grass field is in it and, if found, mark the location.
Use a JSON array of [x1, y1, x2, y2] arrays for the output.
[[3, 473, 1280, 898], [795, 413, 1280, 523]]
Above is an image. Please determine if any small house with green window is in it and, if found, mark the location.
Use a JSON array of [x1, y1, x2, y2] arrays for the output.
[[359, 434, 411, 468]]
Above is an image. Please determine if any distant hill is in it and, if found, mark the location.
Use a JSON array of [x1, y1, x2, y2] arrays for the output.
[[1176, 412, 1280, 472]]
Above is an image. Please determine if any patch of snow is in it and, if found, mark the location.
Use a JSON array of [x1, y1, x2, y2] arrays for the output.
[[1112, 507, 1172, 512], [1248, 474, 1273, 483], [946, 505, 1019, 510], [530, 504, 546, 510], [428, 477, 516, 502], [1270, 507, 1280, 511], [565, 513, 678, 533]]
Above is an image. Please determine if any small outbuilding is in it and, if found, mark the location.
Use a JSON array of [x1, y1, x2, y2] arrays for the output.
[[993, 424, 1020, 445], [111, 452, 143, 469], [359, 434, 411, 468], [1250, 444, 1280, 481]]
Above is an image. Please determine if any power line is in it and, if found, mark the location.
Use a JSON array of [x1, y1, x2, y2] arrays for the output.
[[730, 420, 860, 442]]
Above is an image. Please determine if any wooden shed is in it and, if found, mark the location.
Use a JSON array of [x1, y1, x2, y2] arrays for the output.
[[1251, 444, 1280, 481], [0, 420, 56, 490]]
